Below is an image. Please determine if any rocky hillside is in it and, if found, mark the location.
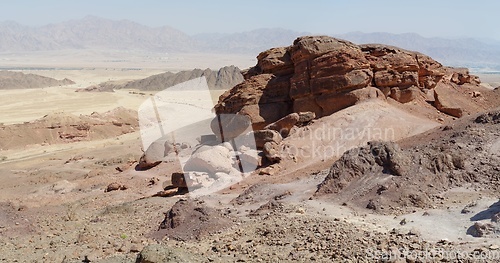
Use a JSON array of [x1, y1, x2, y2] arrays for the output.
[[314, 108, 500, 235], [0, 71, 74, 89], [79, 66, 243, 92], [214, 36, 491, 130], [0, 107, 138, 150]]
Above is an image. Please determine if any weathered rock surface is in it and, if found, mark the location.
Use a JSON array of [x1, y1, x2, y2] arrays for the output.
[[446, 67, 480, 85], [434, 83, 464, 117], [214, 36, 481, 128]]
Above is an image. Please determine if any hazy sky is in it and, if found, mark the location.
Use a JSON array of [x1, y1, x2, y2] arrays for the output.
[[1, 0, 498, 40]]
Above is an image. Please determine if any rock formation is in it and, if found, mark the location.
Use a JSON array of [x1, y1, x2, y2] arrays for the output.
[[78, 66, 243, 92], [214, 36, 480, 130]]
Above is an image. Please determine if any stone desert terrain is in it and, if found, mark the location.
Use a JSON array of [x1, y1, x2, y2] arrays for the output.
[[0, 36, 499, 263]]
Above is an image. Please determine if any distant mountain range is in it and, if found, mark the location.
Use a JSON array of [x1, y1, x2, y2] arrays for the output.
[[1, 16, 500, 70]]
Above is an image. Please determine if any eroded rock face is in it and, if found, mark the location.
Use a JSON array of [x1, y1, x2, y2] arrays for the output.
[[214, 36, 466, 128]]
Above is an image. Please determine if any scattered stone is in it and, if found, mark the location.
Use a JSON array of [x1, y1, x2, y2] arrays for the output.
[[105, 183, 127, 192], [366, 200, 377, 210], [136, 244, 197, 263], [263, 141, 281, 163], [461, 201, 477, 214], [259, 164, 281, 175]]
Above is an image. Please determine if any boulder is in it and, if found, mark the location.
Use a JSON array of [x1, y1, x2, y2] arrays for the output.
[[255, 47, 294, 76], [263, 141, 281, 163], [137, 138, 176, 170], [183, 145, 235, 174], [249, 129, 283, 149], [434, 83, 463, 118], [467, 222, 498, 238], [238, 147, 262, 168], [210, 114, 252, 141], [171, 172, 187, 188], [264, 113, 300, 137]]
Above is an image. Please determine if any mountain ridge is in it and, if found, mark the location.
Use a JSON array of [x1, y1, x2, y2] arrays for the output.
[[2, 16, 500, 69]]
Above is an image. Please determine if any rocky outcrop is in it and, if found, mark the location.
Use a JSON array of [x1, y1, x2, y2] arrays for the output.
[[445, 67, 480, 85], [214, 36, 479, 129], [78, 66, 244, 92]]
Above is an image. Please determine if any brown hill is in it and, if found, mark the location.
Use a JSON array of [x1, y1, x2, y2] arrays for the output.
[[77, 66, 243, 92], [0, 71, 74, 89]]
